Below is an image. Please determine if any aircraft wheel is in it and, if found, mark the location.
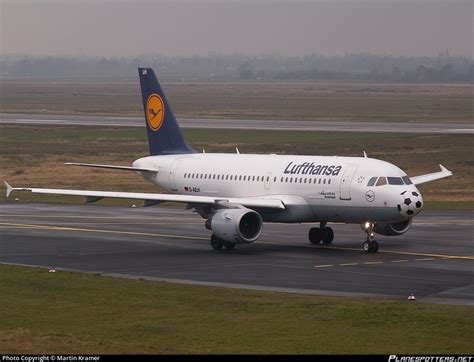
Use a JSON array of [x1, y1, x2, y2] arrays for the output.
[[223, 242, 236, 250], [321, 227, 334, 244], [371, 240, 379, 253], [363, 240, 379, 253], [211, 235, 224, 250], [308, 227, 323, 244], [363, 241, 371, 253]]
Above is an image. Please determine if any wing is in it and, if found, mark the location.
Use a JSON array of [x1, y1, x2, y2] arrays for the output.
[[65, 163, 156, 172], [410, 164, 453, 185], [4, 182, 285, 210]]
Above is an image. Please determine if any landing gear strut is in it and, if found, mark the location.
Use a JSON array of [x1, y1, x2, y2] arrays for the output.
[[362, 222, 379, 253], [309, 222, 334, 245]]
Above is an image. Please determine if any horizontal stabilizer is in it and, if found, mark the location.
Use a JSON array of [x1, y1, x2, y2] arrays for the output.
[[65, 163, 156, 172], [411, 164, 453, 185]]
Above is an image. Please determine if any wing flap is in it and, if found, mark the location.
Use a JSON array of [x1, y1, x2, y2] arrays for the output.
[[4, 182, 285, 210], [411, 164, 453, 185]]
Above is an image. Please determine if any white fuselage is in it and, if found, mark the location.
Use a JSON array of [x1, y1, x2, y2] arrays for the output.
[[133, 153, 422, 225]]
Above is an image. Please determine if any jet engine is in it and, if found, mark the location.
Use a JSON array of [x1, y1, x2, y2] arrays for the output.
[[374, 219, 412, 236], [208, 208, 263, 244]]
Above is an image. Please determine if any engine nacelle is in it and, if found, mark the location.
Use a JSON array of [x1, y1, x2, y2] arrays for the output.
[[211, 208, 263, 244], [374, 219, 412, 236]]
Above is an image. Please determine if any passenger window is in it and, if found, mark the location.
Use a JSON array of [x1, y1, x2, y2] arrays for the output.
[[274, 177, 277, 182], [387, 177, 404, 185], [318, 179, 321, 184], [239, 176, 242, 181], [367, 177, 377, 187], [376, 177, 387, 186], [328, 179, 331, 184], [323, 179, 326, 184], [285, 177, 288, 182], [402, 176, 413, 185]]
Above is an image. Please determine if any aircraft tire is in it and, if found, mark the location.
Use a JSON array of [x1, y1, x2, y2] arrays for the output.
[[211, 235, 224, 250], [363, 240, 379, 253], [321, 227, 334, 244], [309, 227, 323, 244], [223, 242, 236, 250]]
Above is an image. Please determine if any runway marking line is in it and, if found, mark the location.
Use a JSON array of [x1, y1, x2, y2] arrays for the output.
[[0, 222, 209, 241], [316, 256, 465, 269], [312, 245, 474, 261]]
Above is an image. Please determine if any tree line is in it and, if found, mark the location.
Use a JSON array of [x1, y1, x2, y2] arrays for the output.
[[1, 53, 472, 83]]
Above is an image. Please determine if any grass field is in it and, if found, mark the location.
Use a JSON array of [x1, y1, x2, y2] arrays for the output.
[[0, 264, 473, 354], [1, 81, 472, 123], [1, 125, 472, 206]]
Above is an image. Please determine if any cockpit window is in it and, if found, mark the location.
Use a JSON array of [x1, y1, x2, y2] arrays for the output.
[[402, 176, 413, 185], [367, 177, 377, 187], [376, 177, 387, 186], [387, 177, 404, 185]]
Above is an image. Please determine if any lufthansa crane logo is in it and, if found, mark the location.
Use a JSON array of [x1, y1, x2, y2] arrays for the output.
[[146, 93, 165, 131], [365, 190, 375, 202]]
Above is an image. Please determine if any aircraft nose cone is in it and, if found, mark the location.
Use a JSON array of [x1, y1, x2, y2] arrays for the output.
[[397, 190, 423, 217]]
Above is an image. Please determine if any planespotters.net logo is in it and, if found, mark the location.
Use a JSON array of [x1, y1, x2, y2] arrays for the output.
[[389, 356, 473, 362]]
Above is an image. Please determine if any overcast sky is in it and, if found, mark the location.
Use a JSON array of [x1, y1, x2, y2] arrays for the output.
[[1, 0, 472, 58]]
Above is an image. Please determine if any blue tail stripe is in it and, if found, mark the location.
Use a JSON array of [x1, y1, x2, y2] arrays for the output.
[[138, 67, 195, 156]]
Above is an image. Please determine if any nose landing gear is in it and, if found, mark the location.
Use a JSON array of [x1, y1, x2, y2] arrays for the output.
[[362, 222, 379, 253]]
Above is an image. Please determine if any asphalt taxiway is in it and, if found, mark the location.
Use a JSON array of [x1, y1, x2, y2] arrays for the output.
[[1, 112, 473, 134], [0, 203, 472, 305]]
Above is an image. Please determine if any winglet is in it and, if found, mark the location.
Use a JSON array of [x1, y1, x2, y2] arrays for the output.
[[439, 164, 452, 175], [4, 181, 13, 198]]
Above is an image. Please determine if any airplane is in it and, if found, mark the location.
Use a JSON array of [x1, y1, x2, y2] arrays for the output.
[[4, 67, 453, 253]]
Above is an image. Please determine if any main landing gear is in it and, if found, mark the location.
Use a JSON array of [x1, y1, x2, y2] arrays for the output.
[[362, 222, 379, 253], [210, 234, 235, 250], [308, 222, 334, 245]]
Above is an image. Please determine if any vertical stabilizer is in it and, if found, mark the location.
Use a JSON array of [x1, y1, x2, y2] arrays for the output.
[[138, 68, 194, 156]]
